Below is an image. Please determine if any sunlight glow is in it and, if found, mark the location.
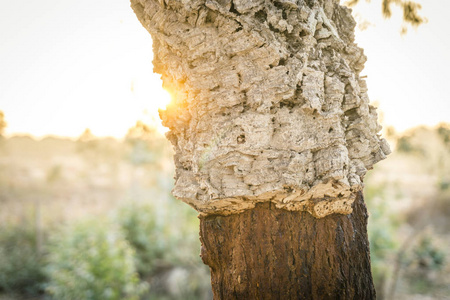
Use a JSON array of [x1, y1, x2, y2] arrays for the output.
[[0, 0, 448, 139], [157, 89, 173, 111], [0, 0, 174, 139]]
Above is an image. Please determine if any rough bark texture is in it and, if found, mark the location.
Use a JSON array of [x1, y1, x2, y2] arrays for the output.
[[131, 0, 390, 218], [130, 0, 387, 298], [200, 191, 376, 299]]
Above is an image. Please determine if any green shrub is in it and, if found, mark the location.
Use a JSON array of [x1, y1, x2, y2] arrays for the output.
[[364, 182, 400, 294], [45, 219, 147, 300], [403, 233, 447, 294], [396, 135, 424, 154], [0, 226, 46, 295], [115, 200, 212, 299], [407, 234, 445, 272], [163, 198, 203, 266], [115, 202, 167, 275], [116, 200, 202, 275], [437, 123, 450, 145]]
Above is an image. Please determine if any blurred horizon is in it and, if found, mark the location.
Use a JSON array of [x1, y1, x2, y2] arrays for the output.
[[1, 118, 449, 299], [1, 117, 449, 142]]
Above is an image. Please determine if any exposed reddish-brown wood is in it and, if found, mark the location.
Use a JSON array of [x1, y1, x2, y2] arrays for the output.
[[199, 191, 375, 299]]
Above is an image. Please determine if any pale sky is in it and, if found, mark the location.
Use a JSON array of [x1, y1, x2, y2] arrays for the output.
[[0, 0, 169, 138], [0, 0, 448, 138], [352, 0, 450, 132]]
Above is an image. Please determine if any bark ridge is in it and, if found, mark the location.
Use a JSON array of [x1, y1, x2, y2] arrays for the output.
[[131, 0, 389, 217]]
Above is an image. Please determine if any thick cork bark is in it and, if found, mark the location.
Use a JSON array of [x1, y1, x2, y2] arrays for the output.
[[130, 0, 387, 298], [131, 0, 390, 217], [199, 191, 375, 299]]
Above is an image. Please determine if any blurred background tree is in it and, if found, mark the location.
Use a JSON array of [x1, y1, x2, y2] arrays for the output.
[[0, 110, 6, 138], [125, 121, 160, 166], [347, 0, 425, 33]]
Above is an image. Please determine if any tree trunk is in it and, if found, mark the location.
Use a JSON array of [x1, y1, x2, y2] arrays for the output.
[[131, 0, 390, 298], [200, 191, 375, 299]]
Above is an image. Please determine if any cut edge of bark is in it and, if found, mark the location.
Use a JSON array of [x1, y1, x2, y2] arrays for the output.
[[182, 187, 357, 218]]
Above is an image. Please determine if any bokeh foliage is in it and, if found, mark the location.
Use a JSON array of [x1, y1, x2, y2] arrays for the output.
[[1, 121, 449, 299], [45, 220, 147, 300]]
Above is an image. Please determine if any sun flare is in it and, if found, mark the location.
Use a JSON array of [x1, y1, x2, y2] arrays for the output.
[[1, 0, 449, 140], [153, 88, 172, 135], [156, 88, 172, 111]]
